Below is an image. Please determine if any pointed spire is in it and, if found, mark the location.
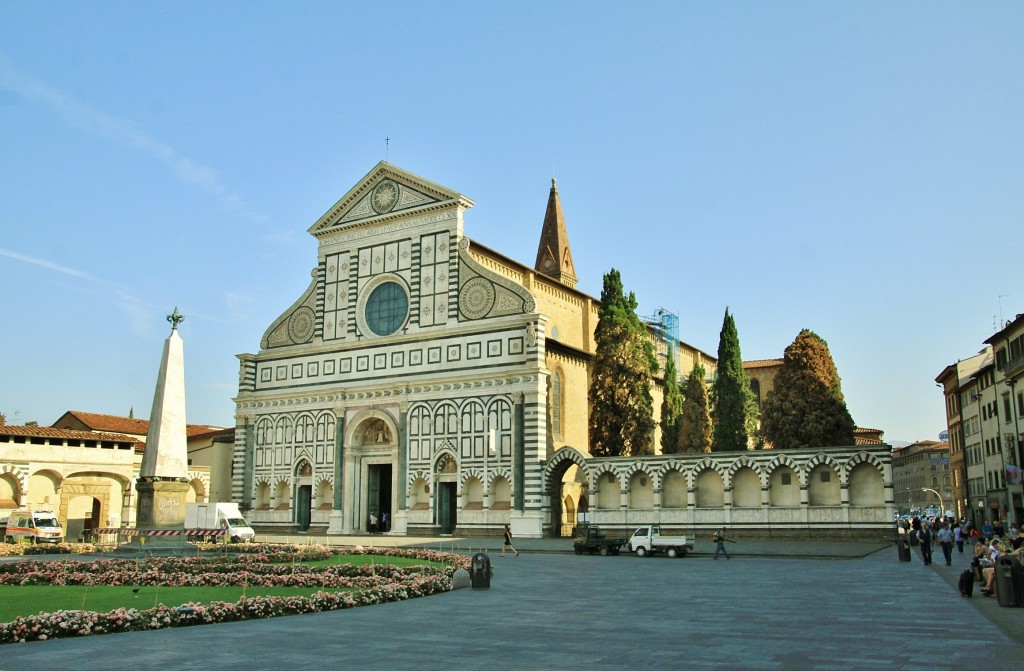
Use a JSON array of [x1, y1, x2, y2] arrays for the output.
[[534, 178, 578, 289], [139, 312, 189, 480]]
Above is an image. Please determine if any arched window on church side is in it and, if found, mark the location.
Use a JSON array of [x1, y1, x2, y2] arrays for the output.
[[552, 370, 562, 440]]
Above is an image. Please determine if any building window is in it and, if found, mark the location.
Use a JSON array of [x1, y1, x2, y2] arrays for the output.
[[551, 370, 562, 439], [365, 281, 408, 336]]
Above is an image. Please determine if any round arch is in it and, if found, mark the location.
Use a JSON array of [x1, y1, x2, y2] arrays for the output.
[[542, 447, 590, 537]]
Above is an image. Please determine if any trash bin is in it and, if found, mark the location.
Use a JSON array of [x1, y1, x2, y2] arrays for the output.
[[471, 552, 491, 590], [996, 557, 1024, 607], [897, 538, 911, 562]]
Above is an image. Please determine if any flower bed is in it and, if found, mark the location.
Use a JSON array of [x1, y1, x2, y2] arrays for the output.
[[0, 545, 470, 644], [0, 542, 102, 557]]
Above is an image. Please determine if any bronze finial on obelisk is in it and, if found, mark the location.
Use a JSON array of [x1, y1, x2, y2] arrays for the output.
[[168, 306, 185, 330]]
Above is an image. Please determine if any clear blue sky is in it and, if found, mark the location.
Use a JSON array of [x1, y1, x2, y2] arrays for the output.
[[2, 2, 1021, 444]]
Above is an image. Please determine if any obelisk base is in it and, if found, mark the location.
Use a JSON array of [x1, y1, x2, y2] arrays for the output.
[[117, 479, 192, 554]]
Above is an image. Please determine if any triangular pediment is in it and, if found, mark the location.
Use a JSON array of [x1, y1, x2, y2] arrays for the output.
[[308, 162, 474, 237]]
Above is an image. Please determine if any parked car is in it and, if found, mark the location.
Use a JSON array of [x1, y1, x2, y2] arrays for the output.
[[627, 525, 694, 558], [572, 524, 627, 556]]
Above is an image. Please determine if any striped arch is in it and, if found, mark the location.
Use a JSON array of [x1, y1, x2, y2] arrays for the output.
[[593, 468, 621, 487], [726, 457, 767, 488], [844, 451, 886, 476], [803, 453, 843, 485], [0, 464, 28, 499], [764, 454, 801, 474], [433, 446, 459, 474], [314, 473, 333, 488], [460, 468, 485, 486], [542, 446, 590, 492], [655, 459, 688, 480], [293, 449, 314, 471], [623, 462, 656, 487], [688, 458, 725, 489], [487, 467, 513, 490], [407, 469, 431, 492]]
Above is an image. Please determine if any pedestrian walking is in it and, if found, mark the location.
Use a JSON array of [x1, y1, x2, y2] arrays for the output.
[[713, 528, 734, 560], [937, 523, 955, 566], [917, 522, 933, 565], [501, 523, 519, 557]]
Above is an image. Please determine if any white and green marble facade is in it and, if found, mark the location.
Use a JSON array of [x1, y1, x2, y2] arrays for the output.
[[234, 163, 550, 537]]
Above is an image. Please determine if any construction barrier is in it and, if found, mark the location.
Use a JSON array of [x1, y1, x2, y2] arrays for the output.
[[93, 528, 227, 538]]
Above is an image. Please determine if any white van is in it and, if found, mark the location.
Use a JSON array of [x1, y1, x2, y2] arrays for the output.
[[4, 509, 64, 544], [185, 503, 256, 543]]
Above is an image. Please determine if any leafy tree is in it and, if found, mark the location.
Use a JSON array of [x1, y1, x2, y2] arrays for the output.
[[711, 308, 758, 451], [588, 269, 658, 457], [0, 412, 6, 426], [660, 354, 683, 454], [678, 362, 712, 453], [761, 329, 856, 449]]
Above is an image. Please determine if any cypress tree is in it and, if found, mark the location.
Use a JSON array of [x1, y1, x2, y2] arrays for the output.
[[588, 269, 658, 457], [678, 362, 712, 453], [761, 329, 856, 449], [711, 308, 757, 451], [660, 353, 683, 454]]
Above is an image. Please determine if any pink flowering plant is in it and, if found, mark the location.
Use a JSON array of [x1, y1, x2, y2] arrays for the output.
[[0, 545, 470, 644]]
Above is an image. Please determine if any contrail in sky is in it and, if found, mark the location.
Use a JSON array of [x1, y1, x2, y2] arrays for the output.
[[0, 56, 266, 223], [0, 248, 94, 279]]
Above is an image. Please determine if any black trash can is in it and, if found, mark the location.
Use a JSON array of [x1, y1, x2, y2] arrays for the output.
[[996, 557, 1024, 607], [471, 552, 491, 590], [897, 538, 911, 562]]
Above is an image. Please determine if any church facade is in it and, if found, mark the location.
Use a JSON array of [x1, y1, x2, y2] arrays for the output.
[[232, 163, 894, 539]]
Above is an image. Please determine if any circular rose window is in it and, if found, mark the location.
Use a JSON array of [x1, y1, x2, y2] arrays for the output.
[[364, 281, 409, 336]]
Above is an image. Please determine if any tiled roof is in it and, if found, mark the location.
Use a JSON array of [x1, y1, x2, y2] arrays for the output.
[[57, 410, 226, 438], [743, 359, 784, 369], [59, 411, 150, 435], [189, 427, 236, 441], [0, 425, 138, 444]]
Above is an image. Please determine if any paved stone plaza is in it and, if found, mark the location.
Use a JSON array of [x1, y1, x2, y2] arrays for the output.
[[2, 541, 1023, 670]]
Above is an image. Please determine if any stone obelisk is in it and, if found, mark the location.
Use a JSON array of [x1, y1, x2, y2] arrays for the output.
[[133, 307, 190, 548]]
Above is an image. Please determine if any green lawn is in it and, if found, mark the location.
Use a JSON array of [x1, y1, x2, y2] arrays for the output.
[[0, 554, 446, 622], [0, 585, 353, 621]]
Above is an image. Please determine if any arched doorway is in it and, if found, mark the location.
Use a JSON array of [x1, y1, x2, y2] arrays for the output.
[[435, 453, 458, 535], [295, 459, 313, 531], [348, 414, 398, 534], [542, 447, 589, 537]]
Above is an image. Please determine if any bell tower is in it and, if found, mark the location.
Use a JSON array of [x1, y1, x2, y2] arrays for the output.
[[534, 178, 578, 289]]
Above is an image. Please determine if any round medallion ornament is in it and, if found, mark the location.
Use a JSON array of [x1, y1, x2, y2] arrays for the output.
[[287, 306, 316, 344], [460, 277, 496, 320], [370, 179, 400, 214]]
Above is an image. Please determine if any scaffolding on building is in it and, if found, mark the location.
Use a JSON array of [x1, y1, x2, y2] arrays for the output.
[[645, 308, 680, 378]]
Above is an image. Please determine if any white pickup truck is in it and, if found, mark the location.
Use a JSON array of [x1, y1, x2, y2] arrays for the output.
[[627, 525, 694, 558]]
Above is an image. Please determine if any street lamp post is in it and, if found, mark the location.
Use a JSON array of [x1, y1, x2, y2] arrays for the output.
[[922, 487, 945, 518]]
